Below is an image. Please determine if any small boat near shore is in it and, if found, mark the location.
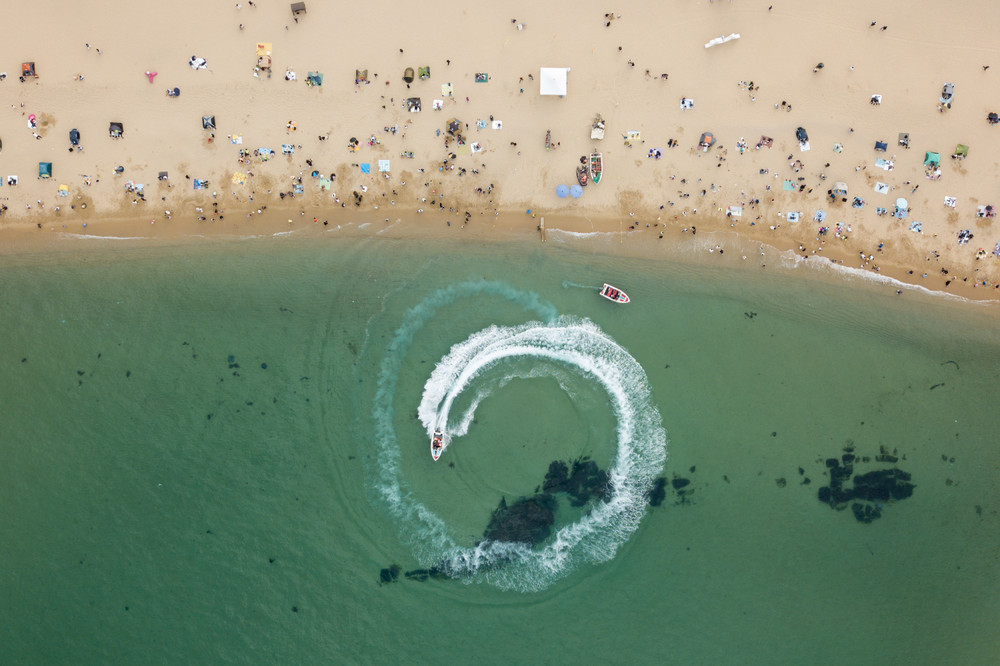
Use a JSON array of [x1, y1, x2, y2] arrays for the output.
[[599, 283, 629, 303], [589, 151, 602, 184], [431, 428, 444, 460], [576, 165, 588, 187]]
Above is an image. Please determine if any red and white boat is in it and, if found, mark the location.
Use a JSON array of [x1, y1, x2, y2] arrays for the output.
[[599, 283, 630, 303], [431, 429, 444, 461]]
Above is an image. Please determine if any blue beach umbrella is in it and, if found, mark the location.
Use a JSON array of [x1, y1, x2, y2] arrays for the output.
[[570, 184, 583, 198], [556, 184, 569, 198]]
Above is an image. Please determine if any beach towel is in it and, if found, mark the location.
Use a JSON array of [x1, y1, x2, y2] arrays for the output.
[[874, 182, 890, 194], [814, 210, 826, 222], [727, 205, 743, 218], [680, 98, 694, 110], [787, 212, 801, 223], [944, 196, 957, 208], [193, 179, 207, 190], [783, 180, 795, 191], [378, 160, 390, 172], [471, 142, 483, 153], [475, 73, 488, 83], [875, 158, 894, 171], [492, 120, 502, 130], [909, 221, 923, 233], [6, 176, 17, 185], [441, 83, 453, 97], [360, 163, 371, 174], [232, 173, 247, 185], [58, 184, 69, 196], [294, 184, 304, 195], [231, 134, 243, 144], [282, 144, 294, 155], [432, 99, 444, 110]]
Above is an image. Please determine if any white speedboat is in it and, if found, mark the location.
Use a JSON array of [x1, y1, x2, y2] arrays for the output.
[[431, 429, 444, 461], [600, 283, 630, 304]]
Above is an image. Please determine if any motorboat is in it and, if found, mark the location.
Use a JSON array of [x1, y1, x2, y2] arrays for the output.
[[431, 429, 444, 461], [599, 283, 629, 303]]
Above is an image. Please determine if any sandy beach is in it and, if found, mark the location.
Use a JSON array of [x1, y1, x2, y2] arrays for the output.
[[3, 0, 1000, 300]]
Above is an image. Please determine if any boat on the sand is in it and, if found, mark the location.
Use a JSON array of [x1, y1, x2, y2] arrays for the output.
[[589, 151, 602, 184]]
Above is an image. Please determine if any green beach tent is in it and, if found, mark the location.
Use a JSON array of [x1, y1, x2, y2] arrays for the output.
[[38, 162, 52, 179], [924, 152, 940, 166]]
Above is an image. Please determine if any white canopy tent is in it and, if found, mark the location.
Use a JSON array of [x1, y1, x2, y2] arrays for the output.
[[540, 67, 570, 96]]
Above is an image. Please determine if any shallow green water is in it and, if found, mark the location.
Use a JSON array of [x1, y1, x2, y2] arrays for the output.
[[0, 236, 997, 664]]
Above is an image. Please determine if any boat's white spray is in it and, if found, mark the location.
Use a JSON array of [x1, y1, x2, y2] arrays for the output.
[[371, 281, 667, 592]]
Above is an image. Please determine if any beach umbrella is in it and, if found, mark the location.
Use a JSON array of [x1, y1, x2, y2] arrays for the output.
[[570, 184, 583, 198], [556, 184, 569, 198]]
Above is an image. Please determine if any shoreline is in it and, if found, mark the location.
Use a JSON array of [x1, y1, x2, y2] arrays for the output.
[[2, 1, 1000, 304], [2, 204, 996, 307]]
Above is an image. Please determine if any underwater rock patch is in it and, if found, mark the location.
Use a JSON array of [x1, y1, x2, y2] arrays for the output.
[[816, 446, 915, 523], [483, 494, 557, 545], [383, 456, 617, 583]]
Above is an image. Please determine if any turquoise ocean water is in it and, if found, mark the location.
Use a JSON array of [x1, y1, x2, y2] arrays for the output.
[[1, 235, 998, 664]]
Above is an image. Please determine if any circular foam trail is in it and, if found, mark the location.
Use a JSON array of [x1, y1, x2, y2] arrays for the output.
[[370, 281, 666, 592]]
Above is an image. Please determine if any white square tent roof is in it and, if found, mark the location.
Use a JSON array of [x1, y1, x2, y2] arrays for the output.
[[540, 67, 570, 96]]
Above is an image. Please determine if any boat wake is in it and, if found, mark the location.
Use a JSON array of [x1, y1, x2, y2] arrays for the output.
[[560, 280, 602, 291], [370, 280, 667, 592]]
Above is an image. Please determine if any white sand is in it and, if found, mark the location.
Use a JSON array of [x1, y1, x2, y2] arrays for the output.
[[2, 0, 999, 298]]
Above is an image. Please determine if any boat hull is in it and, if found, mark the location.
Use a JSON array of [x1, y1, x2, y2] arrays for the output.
[[599, 283, 629, 303], [589, 152, 602, 184], [431, 429, 444, 460]]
